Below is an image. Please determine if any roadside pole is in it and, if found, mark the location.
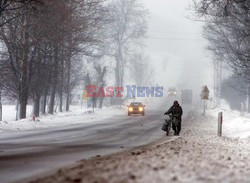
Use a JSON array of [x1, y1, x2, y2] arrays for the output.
[[201, 86, 209, 116], [218, 112, 223, 136], [203, 99, 206, 116]]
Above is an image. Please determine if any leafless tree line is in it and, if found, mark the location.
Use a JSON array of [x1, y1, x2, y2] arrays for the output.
[[0, 0, 109, 119], [0, 0, 41, 26], [0, 0, 150, 119], [193, 0, 250, 110], [194, 0, 250, 81]]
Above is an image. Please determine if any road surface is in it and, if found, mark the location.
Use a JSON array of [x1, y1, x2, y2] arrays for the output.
[[0, 102, 177, 183], [26, 110, 250, 183]]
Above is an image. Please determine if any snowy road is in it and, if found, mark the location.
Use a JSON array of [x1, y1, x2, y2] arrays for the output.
[[25, 110, 250, 183], [0, 104, 172, 183]]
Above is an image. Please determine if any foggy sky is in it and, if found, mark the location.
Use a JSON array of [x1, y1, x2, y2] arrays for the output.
[[142, 0, 214, 99]]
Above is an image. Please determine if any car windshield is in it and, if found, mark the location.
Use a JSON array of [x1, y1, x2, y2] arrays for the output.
[[168, 88, 176, 91], [130, 103, 142, 107]]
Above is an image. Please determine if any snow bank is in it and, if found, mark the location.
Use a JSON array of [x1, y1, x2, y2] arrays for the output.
[[207, 106, 250, 139], [0, 105, 125, 133], [26, 111, 250, 183], [2, 105, 33, 121]]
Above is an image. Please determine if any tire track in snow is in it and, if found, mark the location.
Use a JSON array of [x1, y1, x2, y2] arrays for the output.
[[25, 110, 250, 183]]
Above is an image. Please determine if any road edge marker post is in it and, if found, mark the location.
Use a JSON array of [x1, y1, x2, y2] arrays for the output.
[[218, 112, 223, 136], [203, 99, 206, 116]]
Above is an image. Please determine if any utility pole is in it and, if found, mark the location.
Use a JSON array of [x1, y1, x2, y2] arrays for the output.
[[214, 59, 223, 108]]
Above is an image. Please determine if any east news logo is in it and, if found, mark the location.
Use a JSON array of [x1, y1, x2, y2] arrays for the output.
[[86, 85, 164, 98]]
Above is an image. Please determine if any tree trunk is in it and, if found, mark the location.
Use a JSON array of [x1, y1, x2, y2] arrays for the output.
[[66, 93, 70, 111], [19, 95, 27, 119], [0, 88, 2, 121], [97, 67, 106, 109], [98, 97, 104, 109], [19, 13, 29, 119], [49, 83, 57, 114], [65, 58, 71, 112], [59, 92, 63, 112], [16, 100, 19, 121], [59, 57, 64, 112], [33, 96, 40, 117], [48, 47, 59, 114], [59, 69, 63, 112], [115, 44, 123, 106], [247, 84, 250, 113], [41, 89, 47, 114], [115, 54, 121, 87]]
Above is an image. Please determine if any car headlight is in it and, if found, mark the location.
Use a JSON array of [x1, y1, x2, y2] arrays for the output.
[[174, 92, 177, 95], [129, 107, 133, 112], [139, 107, 143, 112]]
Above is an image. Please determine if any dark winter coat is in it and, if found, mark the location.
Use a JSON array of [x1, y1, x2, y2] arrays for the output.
[[165, 105, 183, 121]]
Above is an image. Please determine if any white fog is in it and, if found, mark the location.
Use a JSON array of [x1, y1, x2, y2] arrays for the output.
[[0, 1, 249, 183], [144, 0, 214, 99]]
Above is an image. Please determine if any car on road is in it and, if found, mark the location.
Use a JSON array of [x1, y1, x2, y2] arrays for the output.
[[168, 87, 177, 96], [127, 102, 145, 116]]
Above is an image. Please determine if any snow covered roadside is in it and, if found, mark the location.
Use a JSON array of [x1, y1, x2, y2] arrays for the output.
[[24, 110, 250, 183], [0, 105, 125, 133], [207, 108, 250, 139]]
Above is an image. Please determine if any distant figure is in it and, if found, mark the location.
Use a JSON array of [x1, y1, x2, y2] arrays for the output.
[[164, 101, 183, 135]]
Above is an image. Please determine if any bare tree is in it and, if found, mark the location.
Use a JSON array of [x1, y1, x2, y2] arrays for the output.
[[0, 0, 110, 118], [0, 5, 41, 119], [194, 0, 250, 110], [129, 53, 155, 87], [62, 0, 110, 112], [194, 0, 250, 80], [106, 0, 148, 88], [94, 63, 107, 108], [0, 0, 41, 26]]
